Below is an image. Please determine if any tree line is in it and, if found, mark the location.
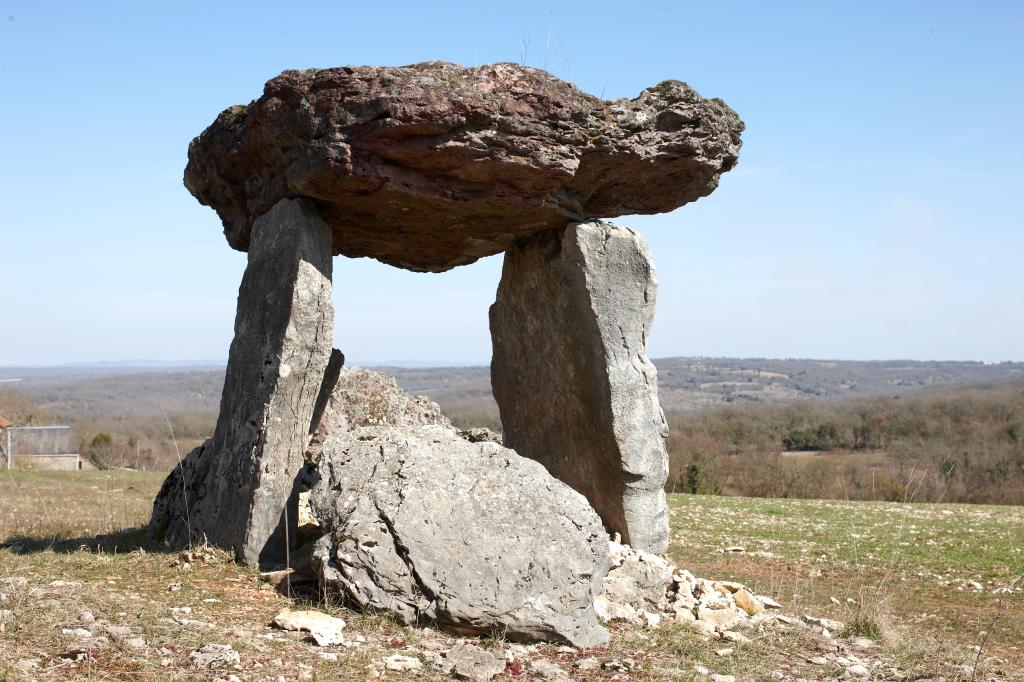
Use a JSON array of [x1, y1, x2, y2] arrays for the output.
[[665, 379, 1024, 504]]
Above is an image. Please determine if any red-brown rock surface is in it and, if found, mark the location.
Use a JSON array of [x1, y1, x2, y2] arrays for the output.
[[185, 61, 743, 271]]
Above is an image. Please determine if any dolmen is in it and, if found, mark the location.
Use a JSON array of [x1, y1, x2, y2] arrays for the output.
[[149, 61, 743, 644]]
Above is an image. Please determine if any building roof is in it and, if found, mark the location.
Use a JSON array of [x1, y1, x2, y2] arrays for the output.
[[0, 417, 12, 429]]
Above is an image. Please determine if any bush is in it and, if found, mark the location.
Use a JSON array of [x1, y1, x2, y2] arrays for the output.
[[665, 380, 1024, 504], [85, 433, 116, 469]]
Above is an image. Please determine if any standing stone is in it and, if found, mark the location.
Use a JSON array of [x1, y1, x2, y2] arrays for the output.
[[149, 197, 334, 566], [490, 221, 670, 554]]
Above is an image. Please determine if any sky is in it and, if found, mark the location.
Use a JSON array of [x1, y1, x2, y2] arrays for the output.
[[1, 1, 1021, 366]]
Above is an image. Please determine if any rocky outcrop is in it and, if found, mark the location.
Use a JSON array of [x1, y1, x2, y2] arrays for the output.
[[490, 221, 670, 553], [308, 424, 610, 648], [184, 61, 743, 271], [149, 198, 335, 566]]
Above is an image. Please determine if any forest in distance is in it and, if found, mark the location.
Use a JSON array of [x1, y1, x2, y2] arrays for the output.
[[1, 357, 1022, 505]]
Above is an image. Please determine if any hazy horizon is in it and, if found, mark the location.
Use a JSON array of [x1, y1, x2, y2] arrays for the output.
[[1, 354, 1022, 373]]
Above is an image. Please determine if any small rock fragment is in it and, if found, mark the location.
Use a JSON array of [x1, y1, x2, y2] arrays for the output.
[[642, 610, 662, 628], [802, 614, 845, 631], [61, 627, 93, 639], [848, 663, 870, 677], [733, 589, 765, 616], [125, 637, 147, 649], [383, 654, 421, 672], [601, 542, 675, 609], [445, 642, 506, 681], [594, 596, 638, 623], [697, 607, 743, 631], [674, 609, 697, 624], [531, 660, 571, 681], [105, 625, 133, 639], [189, 643, 240, 669], [272, 609, 346, 646], [720, 630, 751, 644], [15, 659, 40, 672]]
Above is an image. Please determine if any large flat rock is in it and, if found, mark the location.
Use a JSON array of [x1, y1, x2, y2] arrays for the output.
[[309, 424, 610, 647], [185, 61, 743, 271]]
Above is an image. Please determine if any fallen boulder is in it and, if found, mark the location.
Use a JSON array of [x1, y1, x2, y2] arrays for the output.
[[308, 424, 610, 648]]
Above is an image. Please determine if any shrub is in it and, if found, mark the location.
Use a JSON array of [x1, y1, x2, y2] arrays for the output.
[[665, 380, 1024, 504]]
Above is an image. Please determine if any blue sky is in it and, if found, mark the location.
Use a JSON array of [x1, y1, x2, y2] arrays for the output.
[[1, 1, 1021, 365]]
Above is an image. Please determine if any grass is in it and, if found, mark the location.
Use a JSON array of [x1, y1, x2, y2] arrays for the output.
[[667, 495, 1024, 673], [0, 469, 162, 543], [0, 470, 1021, 679]]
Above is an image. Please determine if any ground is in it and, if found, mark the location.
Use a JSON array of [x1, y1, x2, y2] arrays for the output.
[[0, 470, 1020, 680]]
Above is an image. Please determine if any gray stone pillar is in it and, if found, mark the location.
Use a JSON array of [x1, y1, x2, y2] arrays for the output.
[[490, 221, 670, 554], [149, 197, 335, 566]]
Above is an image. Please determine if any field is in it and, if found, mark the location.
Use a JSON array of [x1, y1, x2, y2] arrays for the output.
[[667, 496, 1024, 668], [1, 470, 1020, 680]]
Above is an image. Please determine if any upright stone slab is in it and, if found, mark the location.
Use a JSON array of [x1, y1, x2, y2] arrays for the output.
[[490, 221, 670, 554], [149, 197, 334, 566]]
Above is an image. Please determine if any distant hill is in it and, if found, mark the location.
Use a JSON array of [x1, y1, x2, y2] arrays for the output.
[[650, 357, 1024, 410], [5, 357, 1022, 424], [383, 357, 1024, 413]]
